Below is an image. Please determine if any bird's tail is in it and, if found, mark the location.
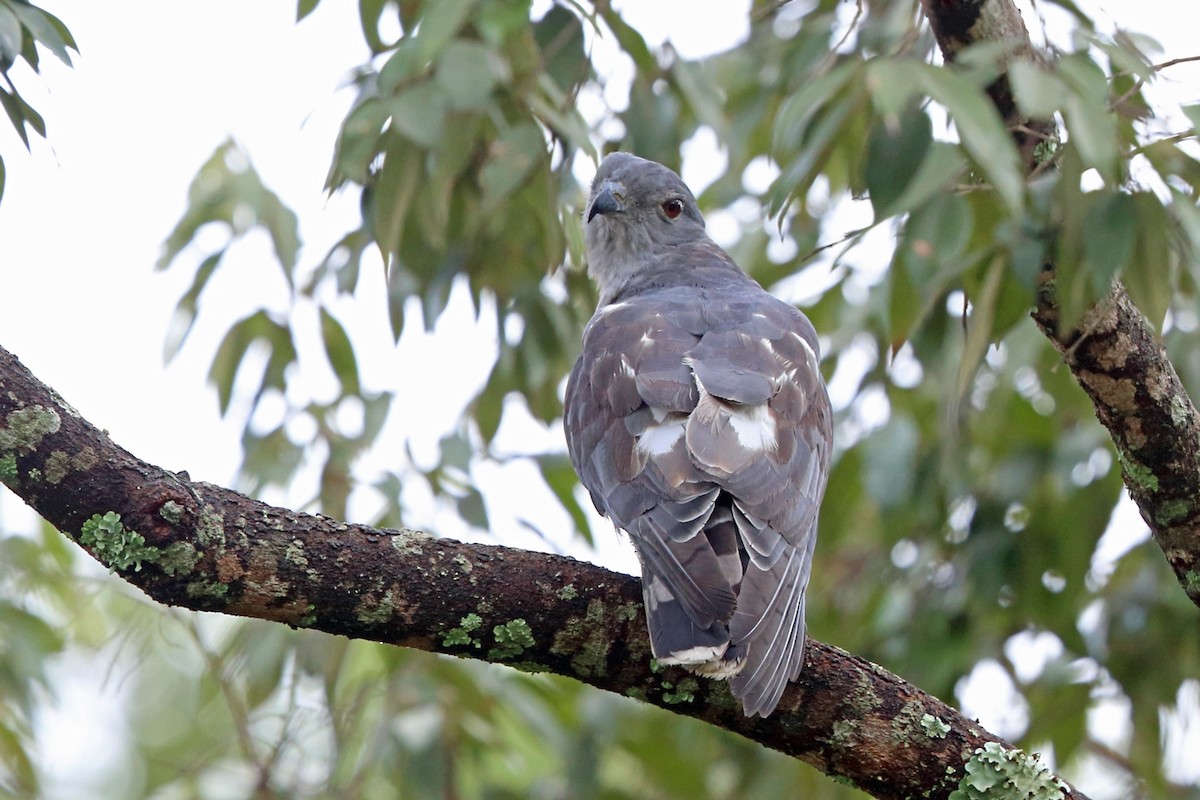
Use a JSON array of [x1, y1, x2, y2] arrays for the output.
[[727, 528, 815, 717], [638, 503, 745, 675]]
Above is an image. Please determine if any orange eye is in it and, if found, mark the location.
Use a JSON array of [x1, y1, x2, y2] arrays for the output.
[[661, 199, 684, 219]]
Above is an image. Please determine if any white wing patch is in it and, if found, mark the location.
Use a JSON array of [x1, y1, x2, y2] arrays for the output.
[[690, 374, 778, 456], [726, 403, 777, 453], [636, 415, 687, 455], [619, 354, 636, 379]]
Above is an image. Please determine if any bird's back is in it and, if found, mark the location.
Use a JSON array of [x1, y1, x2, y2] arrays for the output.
[[565, 263, 831, 716]]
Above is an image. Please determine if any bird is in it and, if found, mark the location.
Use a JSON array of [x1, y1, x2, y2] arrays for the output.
[[563, 152, 833, 718]]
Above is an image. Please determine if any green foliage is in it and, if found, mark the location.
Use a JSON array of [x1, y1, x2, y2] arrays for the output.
[[0, 0, 76, 205], [78, 511, 159, 572], [158, 140, 301, 363]]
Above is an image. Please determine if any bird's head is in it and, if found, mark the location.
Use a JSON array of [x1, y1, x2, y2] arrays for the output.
[[583, 153, 708, 303]]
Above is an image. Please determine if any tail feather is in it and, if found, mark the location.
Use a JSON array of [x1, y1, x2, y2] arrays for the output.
[[634, 500, 746, 672], [727, 521, 816, 717], [633, 513, 735, 629], [641, 562, 731, 667], [633, 505, 816, 717]]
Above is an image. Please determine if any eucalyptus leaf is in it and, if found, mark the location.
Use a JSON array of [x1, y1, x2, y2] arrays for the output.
[[916, 64, 1024, 213], [297, 0, 321, 21], [320, 308, 361, 396], [412, 0, 478, 65], [0, 3, 21, 68], [865, 104, 932, 219], [9, 3, 74, 67], [956, 256, 1006, 404], [435, 39, 504, 111], [1009, 59, 1069, 119], [1082, 191, 1136, 294]]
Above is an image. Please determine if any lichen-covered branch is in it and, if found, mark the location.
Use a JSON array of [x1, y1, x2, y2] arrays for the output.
[[920, 0, 1200, 608], [0, 343, 1088, 799], [1033, 284, 1200, 603]]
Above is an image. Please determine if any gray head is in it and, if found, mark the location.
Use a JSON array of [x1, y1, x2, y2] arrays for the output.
[[583, 153, 709, 304]]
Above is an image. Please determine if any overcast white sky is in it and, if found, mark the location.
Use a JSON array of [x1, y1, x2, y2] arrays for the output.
[[0, 2, 1197, 794]]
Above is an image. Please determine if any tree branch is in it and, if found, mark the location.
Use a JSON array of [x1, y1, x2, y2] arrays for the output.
[[1033, 282, 1200, 603], [0, 342, 1088, 798], [920, 0, 1200, 608]]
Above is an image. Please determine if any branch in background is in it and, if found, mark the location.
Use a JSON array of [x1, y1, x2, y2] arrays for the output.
[[921, 0, 1057, 170], [920, 0, 1200, 608], [1034, 283, 1200, 604], [0, 342, 1089, 799]]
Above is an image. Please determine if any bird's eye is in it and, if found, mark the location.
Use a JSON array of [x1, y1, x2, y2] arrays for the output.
[[661, 199, 684, 219]]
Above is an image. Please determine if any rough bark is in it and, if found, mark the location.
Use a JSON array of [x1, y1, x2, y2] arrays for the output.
[[0, 341, 1088, 799], [920, 0, 1200, 607], [1033, 282, 1200, 603]]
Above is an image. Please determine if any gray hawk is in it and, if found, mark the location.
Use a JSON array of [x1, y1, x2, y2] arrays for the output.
[[563, 153, 833, 718]]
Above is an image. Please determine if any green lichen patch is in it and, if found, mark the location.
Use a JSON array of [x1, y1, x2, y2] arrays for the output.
[[550, 599, 613, 677], [891, 699, 927, 745], [159, 500, 185, 524], [390, 527, 430, 556], [948, 742, 1067, 800], [1032, 137, 1059, 166], [186, 579, 229, 601], [357, 588, 397, 626], [1115, 448, 1159, 492], [72, 447, 98, 471], [0, 405, 61, 453], [556, 583, 578, 601], [158, 542, 200, 577], [661, 677, 699, 705], [848, 670, 884, 718], [0, 453, 17, 485], [80, 511, 160, 572], [196, 505, 226, 550], [829, 719, 858, 747], [1155, 498, 1190, 527], [43, 450, 70, 484], [921, 713, 951, 739], [297, 605, 318, 627], [614, 602, 640, 622], [285, 539, 308, 568], [488, 619, 535, 660], [443, 612, 484, 648]]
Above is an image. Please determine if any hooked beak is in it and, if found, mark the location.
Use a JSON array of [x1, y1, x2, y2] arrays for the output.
[[587, 180, 625, 222]]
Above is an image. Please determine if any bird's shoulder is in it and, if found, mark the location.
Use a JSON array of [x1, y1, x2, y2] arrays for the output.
[[582, 258, 818, 364]]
